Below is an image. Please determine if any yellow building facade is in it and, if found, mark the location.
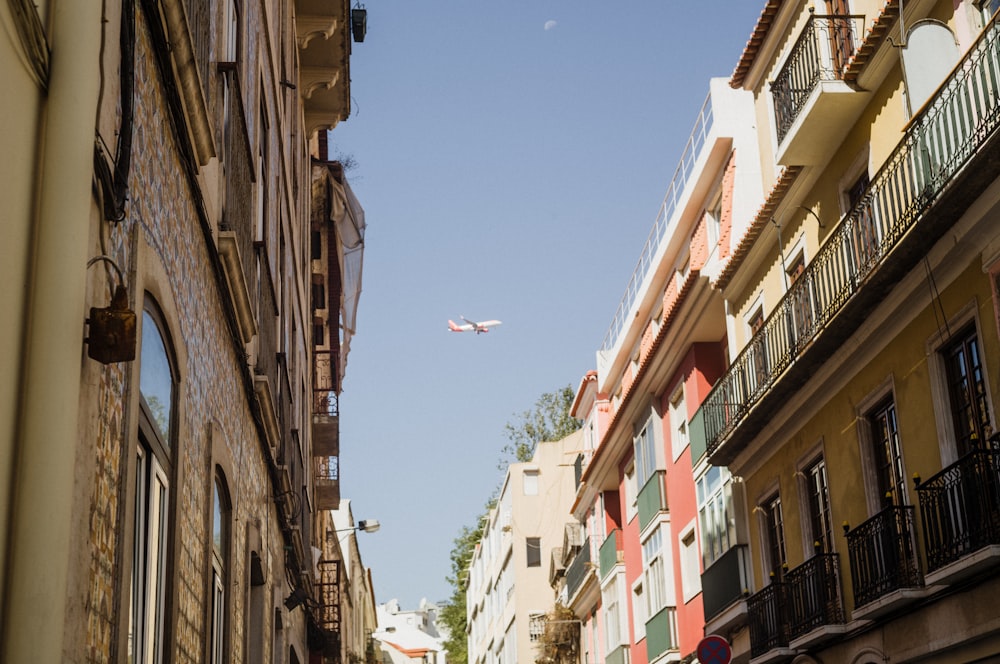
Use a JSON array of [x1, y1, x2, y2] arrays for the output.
[[694, 0, 1000, 662]]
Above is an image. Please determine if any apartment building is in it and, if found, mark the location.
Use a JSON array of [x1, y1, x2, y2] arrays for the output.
[[562, 79, 763, 664], [468, 432, 583, 664], [691, 0, 1000, 662], [1, 1, 370, 662]]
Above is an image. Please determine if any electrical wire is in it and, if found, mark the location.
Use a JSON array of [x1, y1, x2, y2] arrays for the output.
[[6, 0, 49, 90]]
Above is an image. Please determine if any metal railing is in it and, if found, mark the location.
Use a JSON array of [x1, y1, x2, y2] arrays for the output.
[[785, 553, 844, 638], [702, 15, 1000, 458], [845, 505, 922, 607], [601, 92, 714, 353], [771, 13, 864, 143], [566, 537, 592, 601], [916, 445, 1000, 572], [747, 580, 789, 658], [599, 529, 622, 579]]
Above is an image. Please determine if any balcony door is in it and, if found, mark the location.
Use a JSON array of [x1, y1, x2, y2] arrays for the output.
[[825, 0, 855, 74]]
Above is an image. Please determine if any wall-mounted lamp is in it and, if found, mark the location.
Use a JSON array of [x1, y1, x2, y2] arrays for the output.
[[333, 518, 380, 535], [351, 3, 367, 42], [85, 255, 136, 364]]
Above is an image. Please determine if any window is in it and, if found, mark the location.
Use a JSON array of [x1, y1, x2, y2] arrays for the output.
[[977, 0, 1000, 26], [787, 251, 814, 340], [679, 522, 701, 602], [526, 537, 541, 567], [761, 493, 786, 579], [624, 462, 638, 523], [633, 581, 647, 640], [529, 613, 546, 642], [697, 466, 736, 567], [748, 306, 768, 389], [130, 304, 176, 664], [523, 470, 539, 496], [706, 189, 722, 250], [943, 325, 993, 456], [642, 527, 674, 614], [669, 385, 688, 461], [869, 397, 906, 507], [211, 473, 231, 664], [633, 419, 658, 488], [804, 458, 834, 554], [602, 576, 624, 650]]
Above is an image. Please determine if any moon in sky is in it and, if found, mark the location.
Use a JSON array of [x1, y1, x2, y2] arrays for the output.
[[544, 20, 557, 31]]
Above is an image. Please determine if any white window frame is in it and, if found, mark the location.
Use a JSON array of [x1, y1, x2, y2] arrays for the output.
[[669, 384, 688, 461], [696, 465, 735, 568], [678, 520, 701, 603], [523, 469, 539, 496]]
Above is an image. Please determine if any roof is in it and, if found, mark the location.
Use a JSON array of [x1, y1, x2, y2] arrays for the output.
[[730, 0, 786, 89]]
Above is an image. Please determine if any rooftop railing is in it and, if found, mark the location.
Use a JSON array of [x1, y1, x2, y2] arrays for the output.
[[600, 92, 714, 354]]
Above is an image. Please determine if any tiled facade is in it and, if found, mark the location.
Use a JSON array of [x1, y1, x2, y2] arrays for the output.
[[2, 1, 372, 663]]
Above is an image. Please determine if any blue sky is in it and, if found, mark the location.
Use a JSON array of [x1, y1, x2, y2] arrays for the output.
[[332, 2, 765, 610]]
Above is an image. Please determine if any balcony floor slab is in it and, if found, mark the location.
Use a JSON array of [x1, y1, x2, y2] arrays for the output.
[[748, 647, 798, 664], [925, 545, 1000, 588], [851, 586, 936, 621]]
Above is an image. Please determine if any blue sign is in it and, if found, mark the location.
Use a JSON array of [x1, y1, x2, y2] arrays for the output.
[[697, 635, 732, 664]]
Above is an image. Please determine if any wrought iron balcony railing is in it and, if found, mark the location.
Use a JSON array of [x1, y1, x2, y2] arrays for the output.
[[701, 15, 1000, 461], [916, 444, 1000, 573], [785, 552, 844, 638], [748, 553, 843, 657], [845, 505, 922, 608], [748, 579, 789, 658], [771, 12, 864, 143]]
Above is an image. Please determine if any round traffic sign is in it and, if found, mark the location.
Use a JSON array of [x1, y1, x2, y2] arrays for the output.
[[696, 634, 732, 664]]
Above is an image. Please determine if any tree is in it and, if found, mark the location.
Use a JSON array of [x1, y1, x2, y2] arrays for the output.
[[501, 385, 580, 464], [442, 386, 580, 663]]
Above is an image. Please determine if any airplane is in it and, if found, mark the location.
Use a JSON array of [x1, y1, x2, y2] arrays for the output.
[[448, 316, 502, 334]]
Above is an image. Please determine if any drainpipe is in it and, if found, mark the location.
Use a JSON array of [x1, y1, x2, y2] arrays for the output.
[[1, 1, 104, 662]]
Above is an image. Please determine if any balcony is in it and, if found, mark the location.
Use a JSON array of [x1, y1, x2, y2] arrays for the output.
[[747, 581, 792, 661], [699, 16, 1000, 465], [295, 0, 352, 135], [599, 529, 624, 579], [637, 470, 668, 531], [845, 505, 924, 619], [645, 606, 679, 661], [313, 350, 341, 510], [748, 554, 845, 660], [916, 444, 1000, 586], [703, 544, 751, 631], [566, 537, 593, 602], [785, 553, 846, 648], [771, 12, 868, 165]]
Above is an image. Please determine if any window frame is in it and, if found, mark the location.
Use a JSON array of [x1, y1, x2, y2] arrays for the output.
[[129, 300, 179, 664], [697, 465, 736, 568], [926, 302, 996, 466]]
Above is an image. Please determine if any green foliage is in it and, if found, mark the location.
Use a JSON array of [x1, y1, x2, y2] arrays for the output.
[[439, 520, 484, 664], [441, 386, 580, 663], [501, 385, 580, 465]]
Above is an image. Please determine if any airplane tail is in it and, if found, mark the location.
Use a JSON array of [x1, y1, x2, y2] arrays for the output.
[[448, 320, 462, 332]]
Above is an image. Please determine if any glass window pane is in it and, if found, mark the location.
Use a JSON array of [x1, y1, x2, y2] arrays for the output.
[[140, 311, 173, 443]]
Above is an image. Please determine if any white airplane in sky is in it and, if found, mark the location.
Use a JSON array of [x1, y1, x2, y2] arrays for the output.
[[448, 316, 502, 334]]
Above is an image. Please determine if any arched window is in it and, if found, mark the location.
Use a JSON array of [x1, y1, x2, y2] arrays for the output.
[[130, 302, 177, 664], [211, 471, 232, 664]]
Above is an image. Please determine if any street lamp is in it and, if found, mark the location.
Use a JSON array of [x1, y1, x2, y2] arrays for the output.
[[332, 519, 381, 536]]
